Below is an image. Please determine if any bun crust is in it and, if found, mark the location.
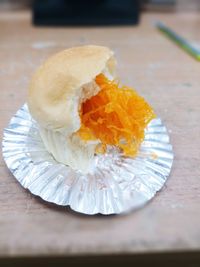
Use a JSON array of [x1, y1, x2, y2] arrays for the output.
[[28, 45, 115, 134]]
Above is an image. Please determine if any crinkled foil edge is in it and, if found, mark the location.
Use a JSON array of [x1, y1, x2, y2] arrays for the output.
[[2, 104, 174, 215]]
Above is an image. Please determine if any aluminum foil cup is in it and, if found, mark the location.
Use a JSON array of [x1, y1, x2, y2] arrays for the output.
[[2, 104, 173, 215]]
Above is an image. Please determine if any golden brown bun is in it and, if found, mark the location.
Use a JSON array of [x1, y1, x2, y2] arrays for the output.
[[28, 45, 115, 134]]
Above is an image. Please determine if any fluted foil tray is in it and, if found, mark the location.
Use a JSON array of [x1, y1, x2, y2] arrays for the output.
[[2, 104, 173, 215]]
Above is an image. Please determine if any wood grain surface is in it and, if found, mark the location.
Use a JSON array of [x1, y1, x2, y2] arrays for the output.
[[0, 10, 200, 257]]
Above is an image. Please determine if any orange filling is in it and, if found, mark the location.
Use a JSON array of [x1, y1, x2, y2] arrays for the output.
[[77, 74, 155, 157]]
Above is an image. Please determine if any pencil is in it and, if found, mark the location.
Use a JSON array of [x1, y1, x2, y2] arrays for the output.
[[156, 21, 200, 61]]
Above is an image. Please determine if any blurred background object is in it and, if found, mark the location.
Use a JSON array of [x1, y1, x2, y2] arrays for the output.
[[1, 0, 200, 21], [156, 21, 200, 61], [0, 0, 31, 10], [142, 0, 200, 12], [142, 0, 176, 12], [33, 0, 140, 26]]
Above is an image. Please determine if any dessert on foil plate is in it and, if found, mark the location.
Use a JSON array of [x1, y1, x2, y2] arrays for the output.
[[2, 45, 173, 215]]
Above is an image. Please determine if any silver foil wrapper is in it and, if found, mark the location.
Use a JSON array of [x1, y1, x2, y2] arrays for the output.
[[2, 104, 173, 215]]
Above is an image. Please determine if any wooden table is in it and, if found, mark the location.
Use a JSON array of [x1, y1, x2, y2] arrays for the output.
[[0, 10, 200, 265]]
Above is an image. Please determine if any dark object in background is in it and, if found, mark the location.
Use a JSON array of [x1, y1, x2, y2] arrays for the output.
[[142, 0, 176, 12], [33, 0, 140, 26]]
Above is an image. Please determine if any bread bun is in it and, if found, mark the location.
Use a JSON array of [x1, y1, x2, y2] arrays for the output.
[[28, 45, 115, 134], [28, 45, 116, 172]]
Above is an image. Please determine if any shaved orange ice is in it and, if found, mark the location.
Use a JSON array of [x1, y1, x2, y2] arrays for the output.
[[77, 74, 155, 157]]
